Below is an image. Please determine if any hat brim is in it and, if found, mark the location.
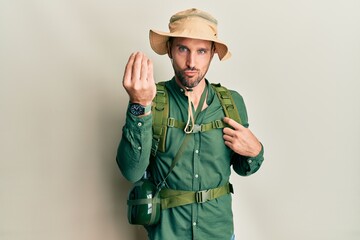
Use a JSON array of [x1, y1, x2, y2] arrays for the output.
[[149, 29, 231, 61]]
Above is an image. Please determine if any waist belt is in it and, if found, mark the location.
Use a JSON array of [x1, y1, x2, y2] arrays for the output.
[[160, 183, 234, 210]]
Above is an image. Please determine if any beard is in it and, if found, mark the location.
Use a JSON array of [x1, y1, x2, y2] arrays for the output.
[[174, 68, 206, 89]]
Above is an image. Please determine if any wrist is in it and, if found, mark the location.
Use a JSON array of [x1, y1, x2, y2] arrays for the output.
[[128, 102, 152, 116], [250, 142, 263, 158]]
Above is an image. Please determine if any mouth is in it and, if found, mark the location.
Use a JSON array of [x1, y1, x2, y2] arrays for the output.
[[184, 70, 198, 77]]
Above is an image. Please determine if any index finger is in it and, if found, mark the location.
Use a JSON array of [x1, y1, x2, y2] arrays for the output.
[[223, 117, 244, 130]]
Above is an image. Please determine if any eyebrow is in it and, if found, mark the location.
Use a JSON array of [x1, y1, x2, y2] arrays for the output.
[[175, 44, 188, 49], [175, 44, 211, 51]]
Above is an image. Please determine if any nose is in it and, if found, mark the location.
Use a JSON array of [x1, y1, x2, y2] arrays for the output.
[[186, 52, 196, 69]]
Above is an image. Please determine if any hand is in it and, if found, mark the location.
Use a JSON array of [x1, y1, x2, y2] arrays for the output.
[[223, 117, 262, 157], [123, 52, 156, 106]]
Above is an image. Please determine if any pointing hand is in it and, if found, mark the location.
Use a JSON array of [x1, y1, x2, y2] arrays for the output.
[[223, 117, 262, 157]]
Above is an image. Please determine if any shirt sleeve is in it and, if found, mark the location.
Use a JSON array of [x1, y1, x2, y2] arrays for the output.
[[229, 90, 265, 176], [232, 143, 265, 176], [116, 108, 153, 183]]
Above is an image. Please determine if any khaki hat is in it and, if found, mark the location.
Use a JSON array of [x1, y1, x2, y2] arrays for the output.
[[149, 8, 231, 61]]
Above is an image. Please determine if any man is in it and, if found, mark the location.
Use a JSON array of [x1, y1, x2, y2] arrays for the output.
[[117, 8, 264, 240]]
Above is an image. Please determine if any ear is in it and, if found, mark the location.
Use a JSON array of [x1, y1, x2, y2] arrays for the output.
[[211, 42, 216, 60], [167, 41, 172, 59]]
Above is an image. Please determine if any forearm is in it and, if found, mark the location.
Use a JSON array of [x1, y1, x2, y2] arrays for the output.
[[116, 111, 153, 182]]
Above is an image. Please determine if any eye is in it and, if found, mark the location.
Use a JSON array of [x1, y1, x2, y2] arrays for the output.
[[178, 46, 188, 52], [198, 49, 207, 54]]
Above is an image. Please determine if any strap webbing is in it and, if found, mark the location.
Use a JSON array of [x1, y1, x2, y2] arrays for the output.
[[211, 83, 242, 125], [151, 82, 242, 156], [160, 183, 234, 210], [151, 82, 168, 155], [166, 118, 225, 133]]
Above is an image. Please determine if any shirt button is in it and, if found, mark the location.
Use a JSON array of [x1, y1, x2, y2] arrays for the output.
[[195, 174, 199, 178], [248, 159, 253, 164], [193, 222, 197, 226], [195, 150, 199, 154], [137, 122, 142, 127], [138, 146, 142, 150]]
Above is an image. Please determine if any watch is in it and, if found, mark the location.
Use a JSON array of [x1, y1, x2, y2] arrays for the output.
[[129, 103, 151, 116]]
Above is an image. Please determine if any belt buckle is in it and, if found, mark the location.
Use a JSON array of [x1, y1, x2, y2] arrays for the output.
[[195, 189, 211, 203]]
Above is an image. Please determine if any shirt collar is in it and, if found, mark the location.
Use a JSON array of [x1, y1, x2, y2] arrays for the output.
[[167, 77, 215, 103]]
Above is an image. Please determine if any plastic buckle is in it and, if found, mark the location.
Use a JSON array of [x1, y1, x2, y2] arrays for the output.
[[213, 120, 223, 129], [195, 189, 211, 203], [192, 124, 203, 133], [167, 118, 175, 128]]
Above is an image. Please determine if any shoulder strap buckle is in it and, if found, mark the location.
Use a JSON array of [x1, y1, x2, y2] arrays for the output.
[[192, 124, 203, 133], [185, 124, 203, 133]]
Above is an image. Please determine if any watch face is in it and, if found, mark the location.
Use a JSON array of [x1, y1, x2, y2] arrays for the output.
[[130, 104, 145, 116]]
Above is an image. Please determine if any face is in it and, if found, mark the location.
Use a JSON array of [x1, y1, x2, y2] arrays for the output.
[[168, 37, 214, 89]]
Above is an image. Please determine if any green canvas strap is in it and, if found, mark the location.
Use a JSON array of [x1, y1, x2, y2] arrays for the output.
[[211, 83, 242, 125], [166, 118, 226, 133], [151, 82, 242, 155], [151, 82, 169, 155], [160, 182, 234, 210], [157, 133, 191, 189]]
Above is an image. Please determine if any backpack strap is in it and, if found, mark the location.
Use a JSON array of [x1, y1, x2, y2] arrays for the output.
[[151, 82, 242, 157], [211, 83, 242, 125], [151, 82, 169, 157]]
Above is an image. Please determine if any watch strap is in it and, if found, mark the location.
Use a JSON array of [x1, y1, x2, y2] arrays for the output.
[[143, 104, 152, 114]]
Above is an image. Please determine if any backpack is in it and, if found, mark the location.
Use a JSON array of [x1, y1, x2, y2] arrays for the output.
[[151, 81, 242, 158]]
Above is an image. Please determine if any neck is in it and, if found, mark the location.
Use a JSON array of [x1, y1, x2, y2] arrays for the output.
[[181, 80, 207, 110]]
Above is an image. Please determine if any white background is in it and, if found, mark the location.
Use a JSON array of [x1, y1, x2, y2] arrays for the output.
[[1, 0, 359, 239]]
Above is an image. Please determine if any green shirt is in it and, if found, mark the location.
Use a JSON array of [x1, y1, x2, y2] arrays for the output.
[[117, 78, 264, 240]]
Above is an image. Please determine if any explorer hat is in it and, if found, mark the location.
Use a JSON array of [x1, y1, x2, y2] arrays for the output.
[[149, 8, 231, 61]]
